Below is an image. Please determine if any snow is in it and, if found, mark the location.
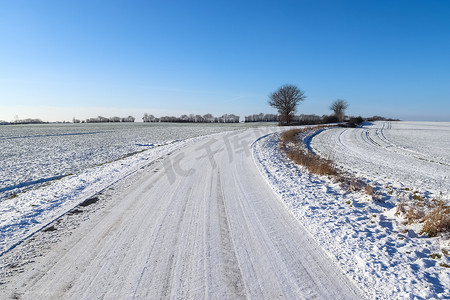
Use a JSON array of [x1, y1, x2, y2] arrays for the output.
[[252, 122, 450, 299], [0, 127, 361, 299], [0, 135, 201, 256], [0, 121, 448, 299], [310, 121, 450, 197], [0, 123, 257, 255], [0, 122, 248, 200]]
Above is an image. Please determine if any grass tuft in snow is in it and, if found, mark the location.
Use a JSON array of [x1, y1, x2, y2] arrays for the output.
[[430, 253, 442, 259], [365, 184, 375, 198], [420, 201, 450, 237], [395, 196, 450, 237], [8, 193, 18, 200]]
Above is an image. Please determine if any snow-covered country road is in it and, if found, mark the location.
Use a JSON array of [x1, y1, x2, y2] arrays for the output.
[[0, 129, 361, 299]]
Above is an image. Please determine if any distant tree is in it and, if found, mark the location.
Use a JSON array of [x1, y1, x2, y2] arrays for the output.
[[268, 84, 306, 125], [329, 99, 349, 122], [143, 113, 156, 122], [347, 116, 364, 127], [229, 114, 240, 123], [322, 114, 340, 124], [195, 114, 203, 122], [142, 113, 238, 123], [13, 118, 44, 124], [122, 116, 135, 122], [203, 114, 214, 123], [180, 114, 189, 122], [85, 116, 109, 123], [244, 113, 279, 122], [296, 114, 321, 125]]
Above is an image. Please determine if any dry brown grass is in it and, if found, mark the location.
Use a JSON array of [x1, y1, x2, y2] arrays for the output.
[[347, 178, 363, 192], [395, 201, 406, 216], [395, 200, 424, 224], [280, 127, 378, 194], [421, 202, 450, 237], [412, 193, 425, 201], [280, 128, 337, 177], [430, 253, 442, 259], [280, 128, 303, 144], [286, 149, 337, 176], [365, 184, 374, 197], [405, 207, 425, 224], [396, 196, 450, 237]]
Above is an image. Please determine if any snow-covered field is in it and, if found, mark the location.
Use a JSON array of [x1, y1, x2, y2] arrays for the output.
[[310, 121, 450, 197], [253, 121, 450, 298], [0, 123, 260, 255], [0, 123, 250, 201]]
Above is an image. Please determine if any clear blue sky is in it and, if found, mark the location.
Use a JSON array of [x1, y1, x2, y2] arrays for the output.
[[1, 0, 449, 122]]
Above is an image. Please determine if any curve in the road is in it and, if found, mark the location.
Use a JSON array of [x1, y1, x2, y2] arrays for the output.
[[1, 129, 362, 299]]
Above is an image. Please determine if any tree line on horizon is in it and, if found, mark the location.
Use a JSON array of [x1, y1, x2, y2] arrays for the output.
[[82, 116, 136, 123], [244, 113, 340, 125], [1, 84, 399, 126], [0, 118, 46, 125], [142, 113, 240, 123], [0, 113, 397, 126]]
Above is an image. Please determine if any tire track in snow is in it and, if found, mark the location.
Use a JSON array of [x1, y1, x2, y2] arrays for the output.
[[311, 121, 450, 194], [156, 185, 194, 299], [370, 123, 450, 166], [216, 170, 246, 299]]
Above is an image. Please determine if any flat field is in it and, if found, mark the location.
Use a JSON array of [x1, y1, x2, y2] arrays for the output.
[[0, 122, 249, 200], [311, 121, 450, 196]]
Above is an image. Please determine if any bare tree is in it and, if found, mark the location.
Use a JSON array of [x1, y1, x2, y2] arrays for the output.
[[268, 84, 306, 125], [203, 114, 214, 123], [195, 114, 203, 122], [122, 116, 135, 122], [143, 113, 157, 122], [329, 99, 349, 122], [180, 114, 189, 122]]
